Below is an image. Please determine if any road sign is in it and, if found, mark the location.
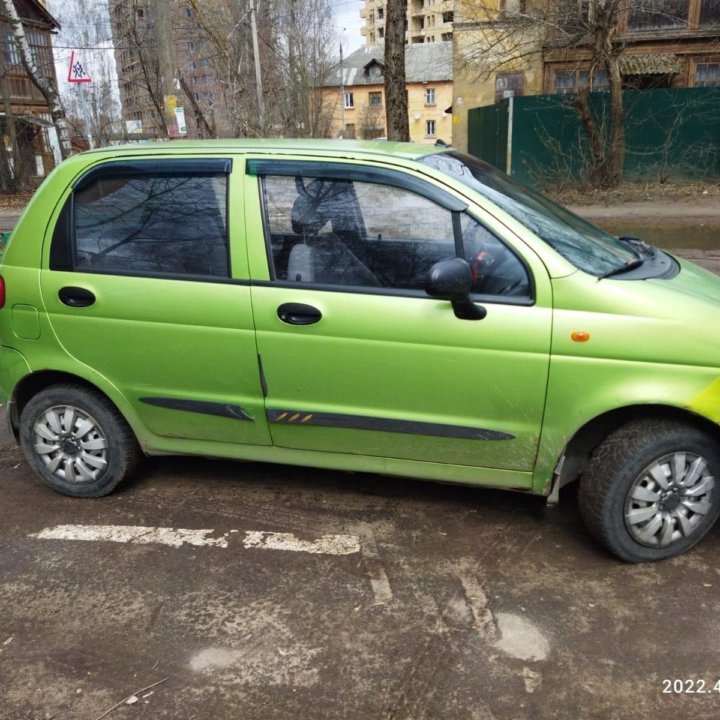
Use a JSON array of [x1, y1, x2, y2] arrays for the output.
[[67, 51, 91, 83]]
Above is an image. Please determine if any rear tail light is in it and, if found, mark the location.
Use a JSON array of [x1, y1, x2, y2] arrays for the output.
[[0, 274, 4, 309]]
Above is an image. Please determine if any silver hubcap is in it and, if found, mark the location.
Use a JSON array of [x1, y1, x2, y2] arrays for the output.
[[32, 405, 108, 484], [624, 452, 716, 548]]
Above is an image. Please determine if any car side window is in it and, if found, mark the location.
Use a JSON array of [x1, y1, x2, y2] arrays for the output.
[[260, 171, 530, 298], [57, 167, 230, 278], [262, 175, 455, 291]]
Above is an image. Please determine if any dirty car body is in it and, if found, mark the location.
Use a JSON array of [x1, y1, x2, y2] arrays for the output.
[[1, 139, 719, 563]]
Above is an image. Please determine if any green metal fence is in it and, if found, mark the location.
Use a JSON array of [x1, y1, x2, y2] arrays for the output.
[[468, 87, 720, 186], [468, 100, 509, 173]]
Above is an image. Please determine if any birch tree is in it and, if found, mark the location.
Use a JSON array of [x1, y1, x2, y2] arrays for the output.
[[0, 0, 71, 158]]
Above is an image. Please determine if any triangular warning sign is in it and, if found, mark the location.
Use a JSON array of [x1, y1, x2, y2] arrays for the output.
[[67, 51, 92, 83]]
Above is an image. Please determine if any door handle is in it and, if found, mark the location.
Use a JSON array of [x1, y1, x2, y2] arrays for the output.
[[59, 286, 96, 308], [277, 302, 322, 325]]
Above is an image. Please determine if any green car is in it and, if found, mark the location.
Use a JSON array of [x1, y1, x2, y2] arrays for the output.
[[1, 140, 719, 563]]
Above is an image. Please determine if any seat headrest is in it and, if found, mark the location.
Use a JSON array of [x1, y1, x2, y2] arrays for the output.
[[291, 178, 355, 236]]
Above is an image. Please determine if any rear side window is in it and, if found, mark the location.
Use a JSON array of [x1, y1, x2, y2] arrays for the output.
[[52, 160, 231, 279]]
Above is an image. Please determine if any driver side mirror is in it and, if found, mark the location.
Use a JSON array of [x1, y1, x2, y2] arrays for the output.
[[425, 258, 487, 321]]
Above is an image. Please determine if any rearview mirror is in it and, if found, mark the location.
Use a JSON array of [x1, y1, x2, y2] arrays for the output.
[[425, 258, 486, 321]]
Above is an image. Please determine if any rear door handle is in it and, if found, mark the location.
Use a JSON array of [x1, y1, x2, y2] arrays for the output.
[[277, 302, 322, 325], [59, 286, 96, 308]]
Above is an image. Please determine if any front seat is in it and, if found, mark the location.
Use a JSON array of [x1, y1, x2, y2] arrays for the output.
[[287, 179, 379, 287]]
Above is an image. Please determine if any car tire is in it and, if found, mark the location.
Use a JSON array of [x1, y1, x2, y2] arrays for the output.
[[19, 384, 141, 497], [579, 419, 720, 563]]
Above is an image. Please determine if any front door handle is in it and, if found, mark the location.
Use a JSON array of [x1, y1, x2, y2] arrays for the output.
[[59, 286, 96, 308], [277, 302, 322, 325]]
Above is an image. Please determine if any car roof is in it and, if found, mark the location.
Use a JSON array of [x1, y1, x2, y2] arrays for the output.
[[82, 138, 447, 162]]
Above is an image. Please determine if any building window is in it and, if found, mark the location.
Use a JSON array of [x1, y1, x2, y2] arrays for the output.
[[502, 0, 527, 13], [378, 27, 384, 39], [441, 32, 452, 41], [442, 10, 454, 23], [425, 87, 436, 105], [696, 63, 720, 86], [185, 42, 194, 53], [344, 92, 354, 108], [700, 0, 720, 26], [377, 7, 383, 20], [426, 119, 436, 137], [628, 0, 688, 31], [554, 69, 609, 94], [368, 91, 383, 107]]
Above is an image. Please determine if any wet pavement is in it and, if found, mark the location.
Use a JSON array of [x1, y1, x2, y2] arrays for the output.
[[2, 199, 720, 718], [2, 407, 720, 720]]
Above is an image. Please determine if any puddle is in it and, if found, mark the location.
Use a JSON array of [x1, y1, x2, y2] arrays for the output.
[[592, 219, 720, 250]]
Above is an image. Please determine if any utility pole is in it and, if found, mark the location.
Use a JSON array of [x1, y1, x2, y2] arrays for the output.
[[150, 0, 180, 138], [249, 0, 266, 133], [339, 37, 345, 138]]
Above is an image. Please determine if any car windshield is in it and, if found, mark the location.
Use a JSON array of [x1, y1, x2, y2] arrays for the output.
[[419, 151, 638, 276]]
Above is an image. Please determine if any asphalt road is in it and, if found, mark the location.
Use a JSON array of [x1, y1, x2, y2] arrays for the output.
[[2, 405, 720, 720]]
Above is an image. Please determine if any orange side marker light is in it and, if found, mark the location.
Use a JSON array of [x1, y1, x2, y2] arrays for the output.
[[571, 331, 591, 343]]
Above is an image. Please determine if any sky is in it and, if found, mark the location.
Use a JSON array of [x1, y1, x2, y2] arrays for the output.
[[333, 0, 365, 53]]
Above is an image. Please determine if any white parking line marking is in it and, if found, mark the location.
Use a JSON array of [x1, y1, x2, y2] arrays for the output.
[[30, 524, 361, 556], [32, 524, 230, 548], [243, 531, 360, 555]]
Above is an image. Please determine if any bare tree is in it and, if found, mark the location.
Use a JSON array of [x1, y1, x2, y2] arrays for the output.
[[384, 0, 409, 141], [184, 0, 336, 138], [184, 0, 259, 137], [0, 0, 71, 158], [456, 0, 688, 188], [271, 0, 336, 138]]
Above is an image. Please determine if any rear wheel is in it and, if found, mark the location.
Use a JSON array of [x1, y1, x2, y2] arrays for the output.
[[579, 420, 720, 562], [19, 384, 141, 497]]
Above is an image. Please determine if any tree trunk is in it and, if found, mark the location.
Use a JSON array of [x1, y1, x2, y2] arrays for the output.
[[606, 54, 625, 188], [0, 0, 72, 159], [574, 84, 608, 187], [384, 0, 409, 142]]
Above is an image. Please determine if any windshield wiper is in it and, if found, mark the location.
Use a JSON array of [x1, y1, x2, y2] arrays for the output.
[[598, 257, 645, 279]]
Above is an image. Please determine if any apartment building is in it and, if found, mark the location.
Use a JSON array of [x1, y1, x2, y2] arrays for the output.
[[361, 0, 455, 46], [108, 0, 223, 138]]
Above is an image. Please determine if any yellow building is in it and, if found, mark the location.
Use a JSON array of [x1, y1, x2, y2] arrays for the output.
[[361, 0, 456, 46], [452, 0, 544, 152], [452, 0, 720, 153], [323, 42, 453, 145]]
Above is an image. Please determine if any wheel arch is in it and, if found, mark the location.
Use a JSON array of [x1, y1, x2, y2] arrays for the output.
[[9, 370, 124, 439], [554, 404, 720, 494]]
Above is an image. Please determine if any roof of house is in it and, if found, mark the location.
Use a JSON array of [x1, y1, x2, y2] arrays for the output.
[[12, 0, 61, 30], [325, 42, 453, 87]]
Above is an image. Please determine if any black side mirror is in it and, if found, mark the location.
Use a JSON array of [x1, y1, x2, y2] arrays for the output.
[[425, 258, 486, 321]]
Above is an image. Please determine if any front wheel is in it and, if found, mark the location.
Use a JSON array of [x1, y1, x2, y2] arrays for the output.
[[579, 420, 720, 562], [19, 384, 141, 497]]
